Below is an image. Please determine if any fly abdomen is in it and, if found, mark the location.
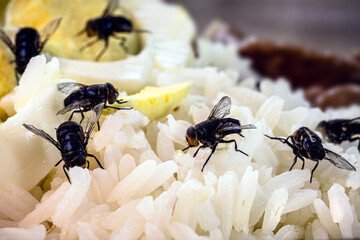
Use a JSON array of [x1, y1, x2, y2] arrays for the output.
[[220, 118, 242, 135], [14, 28, 41, 74], [349, 122, 360, 136], [112, 17, 133, 33], [61, 139, 87, 167]]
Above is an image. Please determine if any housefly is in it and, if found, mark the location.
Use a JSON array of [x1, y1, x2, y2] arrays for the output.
[[23, 104, 104, 183], [56, 82, 131, 129], [77, 0, 149, 61], [183, 96, 256, 171], [317, 117, 360, 152], [265, 126, 356, 182], [0, 18, 62, 83]]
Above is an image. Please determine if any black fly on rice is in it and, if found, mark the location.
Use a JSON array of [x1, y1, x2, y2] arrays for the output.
[[183, 96, 256, 171], [266, 126, 356, 183], [23, 104, 105, 183]]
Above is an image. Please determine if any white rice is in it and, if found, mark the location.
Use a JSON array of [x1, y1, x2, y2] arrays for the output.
[[0, 1, 359, 239]]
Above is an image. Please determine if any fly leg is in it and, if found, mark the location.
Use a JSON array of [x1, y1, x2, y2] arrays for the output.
[[76, 28, 87, 37], [69, 109, 85, 123], [86, 160, 90, 169], [182, 145, 191, 151], [349, 137, 360, 142], [104, 102, 132, 111], [88, 154, 104, 169], [113, 35, 128, 53], [265, 135, 296, 150], [55, 159, 63, 167], [79, 38, 100, 52], [219, 139, 248, 156], [63, 165, 71, 184], [95, 40, 109, 61], [194, 145, 208, 157], [107, 106, 132, 110], [289, 155, 298, 171], [116, 99, 128, 104], [299, 155, 305, 169], [201, 143, 218, 172], [349, 137, 360, 152], [310, 161, 319, 183]]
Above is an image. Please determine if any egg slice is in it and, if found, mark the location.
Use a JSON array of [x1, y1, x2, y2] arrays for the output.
[[105, 81, 193, 120]]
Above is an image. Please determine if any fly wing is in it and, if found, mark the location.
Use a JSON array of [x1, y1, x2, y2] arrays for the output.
[[39, 18, 62, 50], [207, 96, 231, 120], [324, 148, 356, 171], [217, 122, 256, 133], [83, 103, 104, 145], [57, 82, 87, 95], [56, 99, 91, 115], [102, 0, 119, 16], [0, 29, 15, 54], [23, 123, 61, 151]]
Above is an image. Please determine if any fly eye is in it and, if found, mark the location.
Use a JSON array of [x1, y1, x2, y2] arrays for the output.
[[186, 126, 196, 139]]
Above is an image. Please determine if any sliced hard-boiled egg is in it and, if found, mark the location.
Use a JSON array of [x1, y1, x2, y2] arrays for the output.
[[0, 42, 16, 98], [105, 81, 193, 120], [5, 0, 142, 61]]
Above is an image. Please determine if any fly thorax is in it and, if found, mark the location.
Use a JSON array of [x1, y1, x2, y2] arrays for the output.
[[307, 140, 325, 160]]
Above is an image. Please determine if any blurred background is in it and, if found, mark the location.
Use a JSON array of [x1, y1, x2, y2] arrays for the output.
[[168, 0, 360, 109], [169, 0, 360, 57]]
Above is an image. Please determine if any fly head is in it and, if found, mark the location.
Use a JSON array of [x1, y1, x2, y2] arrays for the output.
[[85, 20, 98, 37], [105, 82, 119, 104], [186, 126, 199, 147]]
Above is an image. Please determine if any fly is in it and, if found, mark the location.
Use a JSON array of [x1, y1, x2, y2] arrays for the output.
[[317, 117, 360, 152], [183, 96, 256, 171], [265, 126, 356, 182], [56, 82, 131, 129], [23, 103, 104, 183], [77, 0, 149, 61], [0, 18, 62, 83]]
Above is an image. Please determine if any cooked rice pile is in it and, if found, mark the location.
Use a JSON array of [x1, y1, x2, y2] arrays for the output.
[[0, 3, 360, 240]]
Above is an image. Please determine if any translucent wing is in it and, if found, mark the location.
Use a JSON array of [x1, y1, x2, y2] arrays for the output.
[[57, 99, 91, 115], [23, 123, 61, 150], [39, 18, 62, 50], [0, 29, 15, 53], [57, 82, 87, 95], [102, 0, 119, 16], [217, 122, 256, 133], [324, 148, 356, 171], [208, 96, 231, 120], [83, 103, 104, 145]]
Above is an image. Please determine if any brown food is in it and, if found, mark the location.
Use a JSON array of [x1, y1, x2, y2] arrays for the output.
[[202, 21, 360, 109], [239, 41, 360, 89], [239, 41, 360, 109], [307, 84, 360, 109]]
